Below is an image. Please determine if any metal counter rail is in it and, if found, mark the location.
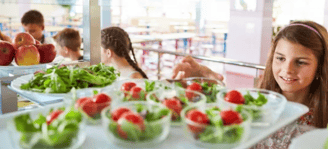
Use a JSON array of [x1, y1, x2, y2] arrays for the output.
[[133, 45, 266, 78]]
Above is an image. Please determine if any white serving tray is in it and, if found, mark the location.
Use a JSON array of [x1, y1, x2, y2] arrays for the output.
[[289, 128, 328, 149], [0, 101, 308, 149]]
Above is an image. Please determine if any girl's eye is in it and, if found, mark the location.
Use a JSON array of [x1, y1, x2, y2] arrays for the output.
[[297, 61, 308, 65], [276, 57, 285, 61]]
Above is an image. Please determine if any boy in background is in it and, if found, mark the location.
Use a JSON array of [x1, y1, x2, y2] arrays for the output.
[[21, 10, 53, 44], [53, 28, 83, 61]]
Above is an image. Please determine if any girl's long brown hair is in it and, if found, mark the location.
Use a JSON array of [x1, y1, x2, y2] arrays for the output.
[[258, 21, 328, 128], [101, 27, 148, 79], [0, 30, 4, 41]]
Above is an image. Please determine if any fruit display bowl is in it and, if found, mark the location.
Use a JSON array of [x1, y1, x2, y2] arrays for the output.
[[217, 88, 287, 127], [180, 103, 252, 148], [101, 101, 172, 148]]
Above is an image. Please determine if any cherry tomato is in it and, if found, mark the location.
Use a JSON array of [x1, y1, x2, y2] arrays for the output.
[[117, 112, 145, 139], [187, 82, 203, 91], [93, 93, 111, 112], [220, 109, 243, 125], [111, 107, 132, 121], [186, 109, 209, 133], [186, 82, 202, 100], [82, 100, 98, 117], [224, 90, 245, 104], [118, 112, 145, 130], [121, 82, 137, 92], [46, 110, 64, 125], [130, 86, 143, 99], [162, 98, 182, 120], [75, 97, 91, 109]]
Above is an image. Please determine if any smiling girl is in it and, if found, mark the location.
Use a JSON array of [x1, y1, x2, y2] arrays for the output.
[[172, 21, 328, 147], [255, 21, 328, 148]]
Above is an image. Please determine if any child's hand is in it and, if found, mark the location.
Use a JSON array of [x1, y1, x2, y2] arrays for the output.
[[172, 56, 224, 81]]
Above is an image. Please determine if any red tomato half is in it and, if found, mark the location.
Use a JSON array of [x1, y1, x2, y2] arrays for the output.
[[75, 97, 91, 109], [93, 93, 111, 112], [224, 90, 245, 104], [220, 110, 243, 125], [186, 109, 209, 133], [82, 100, 98, 117], [130, 86, 143, 99], [111, 107, 132, 121], [46, 110, 64, 125], [162, 98, 183, 120], [186, 82, 202, 100], [117, 112, 145, 139], [121, 82, 137, 92]]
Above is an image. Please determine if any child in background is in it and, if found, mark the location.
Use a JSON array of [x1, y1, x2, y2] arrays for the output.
[[21, 10, 53, 44], [173, 21, 328, 148], [101, 26, 148, 79], [0, 30, 12, 43], [53, 28, 82, 61]]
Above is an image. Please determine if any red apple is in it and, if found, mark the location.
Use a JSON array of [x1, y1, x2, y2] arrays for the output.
[[15, 45, 40, 66], [0, 41, 15, 66], [35, 44, 56, 63], [13, 32, 36, 50]]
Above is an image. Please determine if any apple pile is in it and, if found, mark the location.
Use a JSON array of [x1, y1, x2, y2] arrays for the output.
[[0, 32, 56, 66]]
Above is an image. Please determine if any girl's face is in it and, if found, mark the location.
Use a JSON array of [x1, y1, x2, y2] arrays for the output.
[[272, 39, 318, 94]]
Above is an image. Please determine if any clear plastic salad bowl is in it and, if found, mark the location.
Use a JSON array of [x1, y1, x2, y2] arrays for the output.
[[180, 77, 226, 103], [101, 101, 172, 148], [181, 103, 252, 148], [64, 87, 123, 125], [7, 103, 86, 149], [146, 87, 206, 125], [217, 88, 287, 127], [108, 79, 172, 107]]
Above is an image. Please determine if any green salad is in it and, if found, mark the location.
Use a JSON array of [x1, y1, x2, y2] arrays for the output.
[[175, 80, 224, 103], [105, 103, 171, 142], [223, 90, 268, 120], [120, 80, 171, 102], [13, 107, 83, 149], [20, 63, 120, 93], [185, 106, 247, 144]]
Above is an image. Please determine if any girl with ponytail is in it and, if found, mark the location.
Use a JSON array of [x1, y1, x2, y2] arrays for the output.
[[101, 26, 148, 79]]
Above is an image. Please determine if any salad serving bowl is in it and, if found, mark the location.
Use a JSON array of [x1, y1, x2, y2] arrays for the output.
[[64, 88, 123, 125], [181, 103, 252, 148], [180, 77, 225, 103], [217, 88, 287, 127], [108, 79, 172, 107], [101, 101, 172, 147], [6, 103, 86, 149], [146, 87, 206, 125]]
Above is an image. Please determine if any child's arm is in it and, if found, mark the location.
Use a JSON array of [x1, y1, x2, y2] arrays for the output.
[[172, 56, 224, 81], [130, 72, 144, 79]]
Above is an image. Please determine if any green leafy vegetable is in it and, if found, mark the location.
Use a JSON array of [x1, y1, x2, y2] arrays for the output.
[[241, 91, 268, 120], [20, 63, 120, 93], [13, 108, 83, 149]]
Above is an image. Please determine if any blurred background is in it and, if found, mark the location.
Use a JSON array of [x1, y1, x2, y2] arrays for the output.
[[0, 0, 326, 88]]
